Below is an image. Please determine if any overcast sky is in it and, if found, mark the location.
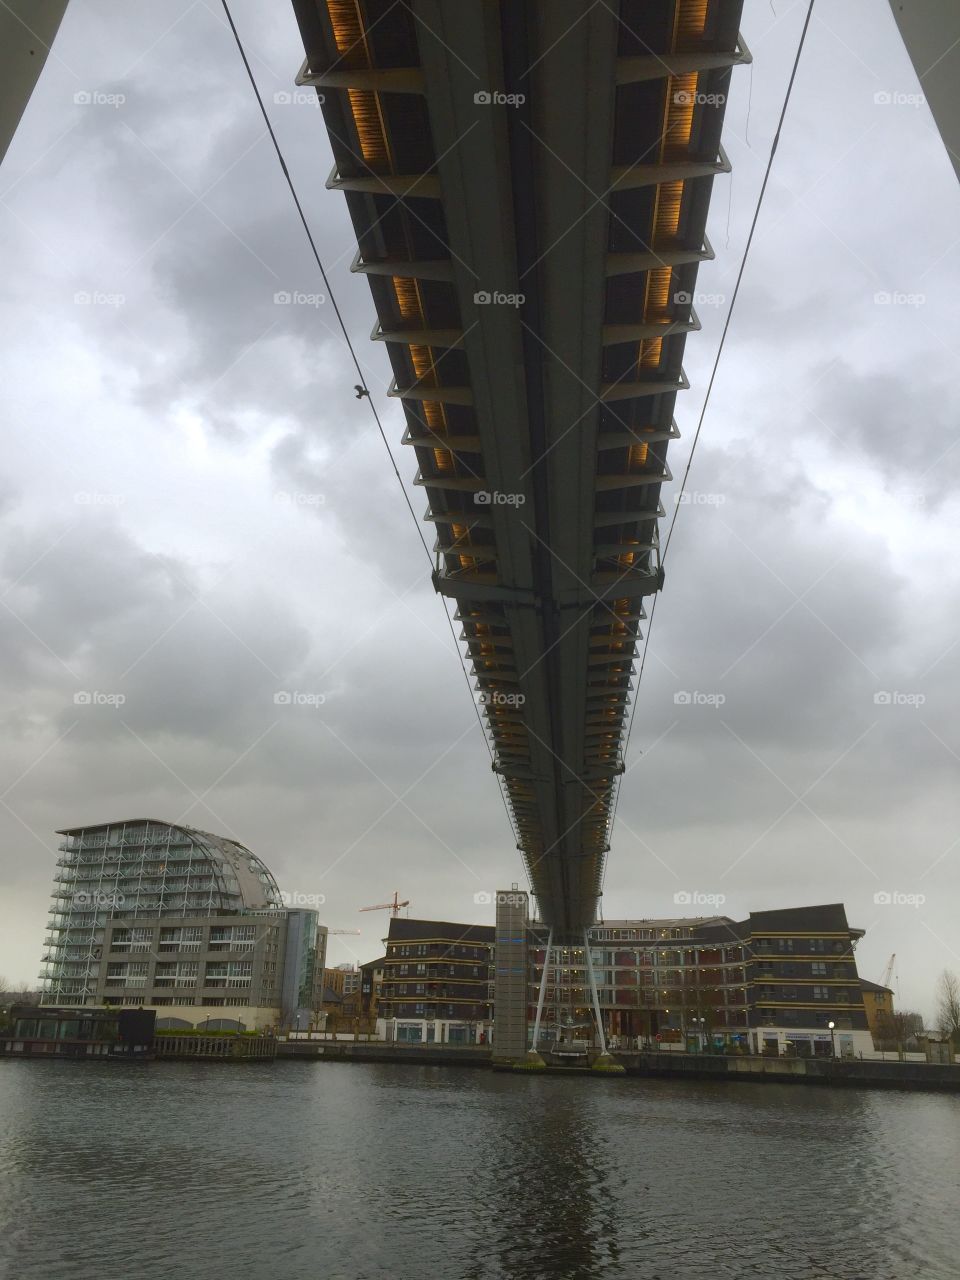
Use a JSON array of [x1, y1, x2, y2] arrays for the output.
[[1, 0, 957, 1019]]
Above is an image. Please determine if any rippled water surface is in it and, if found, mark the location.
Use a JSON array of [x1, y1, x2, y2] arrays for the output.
[[1, 1061, 959, 1279]]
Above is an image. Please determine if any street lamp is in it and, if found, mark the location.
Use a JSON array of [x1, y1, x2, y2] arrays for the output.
[[693, 1015, 705, 1052], [828, 1020, 836, 1059]]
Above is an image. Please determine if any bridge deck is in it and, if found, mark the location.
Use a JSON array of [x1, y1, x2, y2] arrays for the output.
[[291, 0, 747, 930]]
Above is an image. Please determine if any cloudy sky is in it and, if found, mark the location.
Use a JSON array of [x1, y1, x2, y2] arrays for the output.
[[1, 0, 957, 1019]]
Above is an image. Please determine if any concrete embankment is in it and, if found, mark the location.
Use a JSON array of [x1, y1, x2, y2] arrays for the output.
[[277, 1040, 491, 1067], [275, 1042, 960, 1090], [617, 1051, 960, 1092]]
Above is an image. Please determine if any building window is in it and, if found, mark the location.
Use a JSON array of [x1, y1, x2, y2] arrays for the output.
[[812, 962, 827, 977]]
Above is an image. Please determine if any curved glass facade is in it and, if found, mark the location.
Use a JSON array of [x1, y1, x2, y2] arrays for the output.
[[40, 819, 284, 1004]]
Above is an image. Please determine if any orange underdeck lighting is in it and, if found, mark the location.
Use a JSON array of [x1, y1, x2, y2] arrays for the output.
[[327, 0, 368, 65], [675, 0, 709, 50], [391, 277, 457, 486], [635, 2, 705, 374], [347, 88, 390, 170]]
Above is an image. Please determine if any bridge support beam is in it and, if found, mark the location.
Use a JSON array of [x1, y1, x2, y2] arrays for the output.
[[493, 888, 528, 1063], [583, 929, 607, 1056], [530, 926, 553, 1052]]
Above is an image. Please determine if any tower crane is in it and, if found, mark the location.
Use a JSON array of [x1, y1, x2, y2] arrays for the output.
[[879, 953, 896, 989], [359, 892, 409, 918]]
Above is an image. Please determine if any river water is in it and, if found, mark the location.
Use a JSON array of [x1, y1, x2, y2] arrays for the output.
[[0, 1060, 957, 1279]]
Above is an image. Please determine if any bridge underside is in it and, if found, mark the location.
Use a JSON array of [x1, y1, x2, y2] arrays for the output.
[[291, 0, 746, 932]]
